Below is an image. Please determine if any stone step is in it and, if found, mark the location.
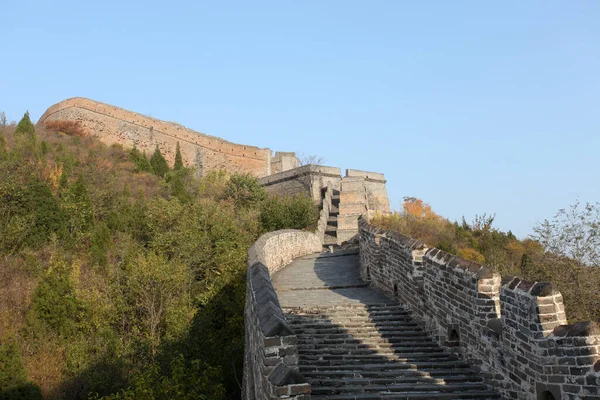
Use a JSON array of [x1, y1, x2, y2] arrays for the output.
[[303, 368, 479, 380], [310, 390, 501, 399], [286, 313, 414, 322], [288, 321, 420, 331], [300, 360, 472, 373], [284, 304, 407, 313], [324, 235, 338, 246], [295, 332, 431, 341], [297, 344, 443, 353], [287, 316, 417, 325], [326, 226, 338, 234], [299, 348, 450, 359], [298, 339, 437, 347], [293, 326, 426, 335], [299, 353, 459, 365], [307, 375, 484, 387], [311, 382, 490, 395]]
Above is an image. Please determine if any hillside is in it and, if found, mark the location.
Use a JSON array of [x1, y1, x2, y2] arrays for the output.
[[372, 198, 600, 323], [0, 113, 317, 399]]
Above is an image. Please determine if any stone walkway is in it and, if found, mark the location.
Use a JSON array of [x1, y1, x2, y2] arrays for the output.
[[272, 250, 391, 308], [271, 250, 501, 399]]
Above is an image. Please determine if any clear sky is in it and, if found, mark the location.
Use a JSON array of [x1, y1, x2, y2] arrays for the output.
[[2, 1, 599, 238]]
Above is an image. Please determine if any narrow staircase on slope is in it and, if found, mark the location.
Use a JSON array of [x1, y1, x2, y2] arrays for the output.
[[283, 304, 500, 399], [323, 189, 340, 246]]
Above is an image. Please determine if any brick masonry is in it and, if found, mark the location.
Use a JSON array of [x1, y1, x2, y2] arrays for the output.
[[243, 230, 322, 399], [38, 97, 297, 177], [359, 218, 600, 400]]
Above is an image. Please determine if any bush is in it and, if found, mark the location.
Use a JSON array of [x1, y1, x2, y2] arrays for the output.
[[224, 173, 266, 208], [30, 257, 82, 338], [43, 120, 87, 137], [260, 194, 318, 232], [129, 147, 151, 173], [0, 337, 42, 399]]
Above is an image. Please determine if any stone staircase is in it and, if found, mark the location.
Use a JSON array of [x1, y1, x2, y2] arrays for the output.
[[323, 189, 340, 246], [283, 304, 500, 399]]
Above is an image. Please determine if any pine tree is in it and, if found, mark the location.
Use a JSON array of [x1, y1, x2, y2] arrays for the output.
[[0, 130, 6, 155], [174, 142, 184, 171], [15, 111, 35, 136], [129, 147, 152, 172], [150, 145, 169, 178]]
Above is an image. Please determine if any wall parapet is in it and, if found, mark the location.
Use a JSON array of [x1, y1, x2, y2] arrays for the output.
[[316, 182, 334, 244], [258, 164, 342, 203], [243, 230, 321, 400], [358, 217, 600, 400]]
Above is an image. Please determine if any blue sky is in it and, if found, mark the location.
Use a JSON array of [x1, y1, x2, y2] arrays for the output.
[[2, 1, 599, 238]]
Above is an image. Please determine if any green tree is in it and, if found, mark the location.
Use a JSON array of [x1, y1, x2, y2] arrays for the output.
[[63, 176, 94, 238], [0, 337, 42, 399], [125, 252, 193, 355], [15, 112, 35, 137], [224, 173, 266, 208], [0, 130, 6, 155], [30, 257, 82, 337], [150, 146, 169, 178], [173, 142, 184, 171], [129, 147, 151, 173]]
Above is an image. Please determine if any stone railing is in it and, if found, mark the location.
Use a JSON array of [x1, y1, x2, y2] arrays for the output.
[[316, 181, 334, 244], [243, 230, 321, 399], [358, 218, 600, 400]]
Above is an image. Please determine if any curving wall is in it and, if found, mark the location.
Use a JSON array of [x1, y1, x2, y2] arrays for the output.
[[243, 230, 321, 399], [359, 218, 600, 400], [38, 97, 289, 177]]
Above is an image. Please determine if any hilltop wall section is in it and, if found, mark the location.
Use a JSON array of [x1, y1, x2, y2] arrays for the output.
[[38, 97, 298, 177], [359, 218, 600, 400]]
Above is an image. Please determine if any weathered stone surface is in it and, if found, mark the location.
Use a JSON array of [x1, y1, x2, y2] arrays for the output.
[[358, 218, 600, 400], [243, 230, 321, 399], [38, 97, 290, 177]]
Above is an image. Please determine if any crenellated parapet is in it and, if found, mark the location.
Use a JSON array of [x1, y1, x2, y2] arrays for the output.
[[359, 218, 600, 400]]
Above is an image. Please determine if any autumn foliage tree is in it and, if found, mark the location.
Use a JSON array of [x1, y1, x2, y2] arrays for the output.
[[372, 197, 600, 323]]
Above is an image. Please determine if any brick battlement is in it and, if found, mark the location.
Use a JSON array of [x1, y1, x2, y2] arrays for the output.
[[358, 218, 600, 400]]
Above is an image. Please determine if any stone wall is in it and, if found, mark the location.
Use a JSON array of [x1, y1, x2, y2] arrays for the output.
[[315, 182, 334, 244], [359, 218, 600, 400], [345, 169, 390, 218], [38, 97, 296, 177], [258, 164, 342, 203], [243, 230, 322, 400]]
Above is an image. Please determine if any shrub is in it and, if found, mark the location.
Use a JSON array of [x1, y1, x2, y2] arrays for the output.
[[260, 194, 318, 232], [43, 120, 87, 137], [225, 173, 266, 208], [30, 257, 82, 338], [0, 337, 42, 399], [128, 147, 151, 173]]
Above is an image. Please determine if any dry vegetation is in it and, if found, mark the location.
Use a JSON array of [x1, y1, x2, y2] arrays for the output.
[[0, 116, 318, 399], [42, 120, 87, 138], [372, 198, 600, 323]]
